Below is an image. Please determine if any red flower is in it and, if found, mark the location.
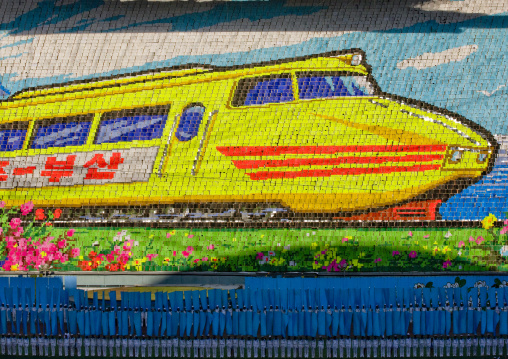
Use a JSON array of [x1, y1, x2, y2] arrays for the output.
[[35, 209, 46, 221], [88, 251, 97, 259], [53, 209, 63, 219]]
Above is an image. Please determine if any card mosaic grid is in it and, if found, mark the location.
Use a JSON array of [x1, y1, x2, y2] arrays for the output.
[[0, 0, 506, 272]]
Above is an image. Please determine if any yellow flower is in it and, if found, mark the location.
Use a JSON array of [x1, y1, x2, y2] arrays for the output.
[[232, 238, 237, 242], [11, 264, 18, 271], [125, 264, 130, 270], [78, 255, 83, 260], [311, 242, 318, 249], [442, 246, 450, 254], [482, 214, 497, 230], [149, 235, 154, 238], [261, 235, 265, 238], [185, 233, 189, 236]]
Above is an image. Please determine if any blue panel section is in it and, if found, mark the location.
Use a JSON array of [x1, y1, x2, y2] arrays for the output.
[[31, 121, 92, 149], [0, 128, 26, 151], [298, 75, 372, 100], [244, 78, 294, 106], [96, 114, 167, 144], [175, 106, 205, 141]]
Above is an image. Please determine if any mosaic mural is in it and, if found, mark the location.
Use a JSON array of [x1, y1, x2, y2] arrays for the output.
[[0, 0, 507, 272]]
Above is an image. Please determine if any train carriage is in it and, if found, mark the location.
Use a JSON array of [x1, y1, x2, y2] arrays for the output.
[[0, 50, 497, 221]]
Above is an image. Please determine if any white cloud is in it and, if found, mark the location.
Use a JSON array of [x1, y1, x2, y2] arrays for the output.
[[396, 45, 479, 70]]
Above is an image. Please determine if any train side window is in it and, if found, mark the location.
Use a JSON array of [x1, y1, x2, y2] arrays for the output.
[[297, 72, 375, 100], [231, 74, 294, 107], [175, 105, 205, 141], [0, 121, 29, 152], [30, 115, 94, 150], [95, 105, 169, 145]]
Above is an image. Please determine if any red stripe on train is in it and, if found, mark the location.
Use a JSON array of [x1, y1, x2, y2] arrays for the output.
[[233, 154, 444, 169], [217, 145, 447, 157], [246, 164, 441, 180]]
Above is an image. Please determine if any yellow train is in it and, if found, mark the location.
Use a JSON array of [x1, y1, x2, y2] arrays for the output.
[[0, 49, 497, 219]]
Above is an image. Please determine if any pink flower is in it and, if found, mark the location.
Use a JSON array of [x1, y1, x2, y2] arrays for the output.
[[458, 241, 465, 248], [57, 240, 66, 249], [106, 253, 115, 262], [193, 259, 200, 263], [423, 235, 430, 239], [20, 202, 34, 216], [123, 240, 134, 250], [12, 227, 23, 237], [374, 258, 382, 263], [173, 251, 177, 256], [9, 218, 21, 229], [207, 244, 215, 250], [202, 257, 208, 262], [186, 246, 194, 253], [0, 201, 5, 208], [66, 229, 75, 237], [469, 236, 475, 242], [147, 254, 158, 261], [408, 251, 418, 258], [501, 226, 508, 235], [166, 233, 172, 238], [256, 252, 264, 260], [188, 235, 194, 239], [408, 231, 413, 237], [392, 251, 400, 256], [476, 236, 485, 245], [443, 260, 452, 269], [182, 251, 191, 258], [70, 248, 80, 258], [342, 237, 348, 243]]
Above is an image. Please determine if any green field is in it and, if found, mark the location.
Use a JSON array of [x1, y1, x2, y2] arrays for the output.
[[34, 226, 508, 273]]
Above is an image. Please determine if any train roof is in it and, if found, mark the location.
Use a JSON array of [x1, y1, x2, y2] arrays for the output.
[[9, 49, 367, 102]]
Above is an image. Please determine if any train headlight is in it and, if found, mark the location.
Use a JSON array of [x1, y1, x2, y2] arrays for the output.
[[351, 54, 362, 66], [477, 153, 488, 163], [449, 150, 462, 163]]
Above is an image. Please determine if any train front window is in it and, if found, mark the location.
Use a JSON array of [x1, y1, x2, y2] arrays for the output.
[[297, 72, 375, 100], [0, 122, 29, 152], [232, 74, 294, 106], [95, 106, 169, 145], [30, 115, 93, 149]]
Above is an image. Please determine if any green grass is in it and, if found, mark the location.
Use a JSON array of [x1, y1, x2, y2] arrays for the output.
[[33, 226, 508, 273]]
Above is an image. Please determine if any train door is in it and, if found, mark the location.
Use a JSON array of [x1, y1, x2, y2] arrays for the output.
[[160, 103, 218, 181]]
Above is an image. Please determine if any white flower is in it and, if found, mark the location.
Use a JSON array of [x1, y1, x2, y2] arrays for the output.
[[498, 280, 508, 288], [134, 241, 139, 247], [312, 232, 316, 235], [474, 281, 487, 288], [444, 231, 452, 238], [306, 233, 310, 236], [443, 282, 459, 288], [284, 245, 290, 250], [92, 241, 99, 246], [414, 283, 425, 289], [289, 261, 296, 267], [124, 235, 131, 240], [458, 250, 462, 256], [113, 236, 122, 242], [277, 243, 281, 247], [500, 246, 508, 257], [120, 230, 128, 236]]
